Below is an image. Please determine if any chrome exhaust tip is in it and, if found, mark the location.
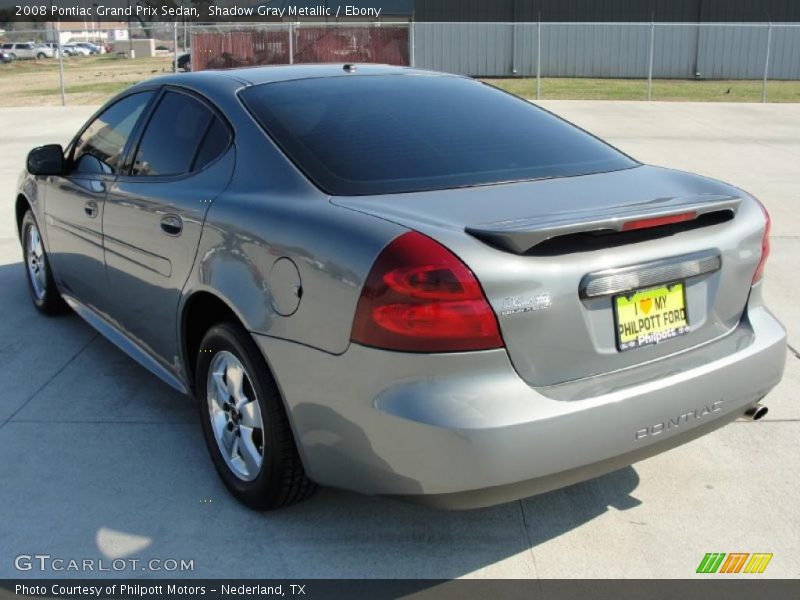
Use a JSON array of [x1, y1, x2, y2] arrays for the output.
[[744, 404, 769, 421]]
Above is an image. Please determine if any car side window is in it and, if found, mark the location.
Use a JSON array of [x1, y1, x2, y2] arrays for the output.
[[192, 117, 231, 172], [71, 91, 154, 175], [132, 91, 229, 177]]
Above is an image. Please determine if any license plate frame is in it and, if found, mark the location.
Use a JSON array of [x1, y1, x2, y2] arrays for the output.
[[613, 281, 690, 352]]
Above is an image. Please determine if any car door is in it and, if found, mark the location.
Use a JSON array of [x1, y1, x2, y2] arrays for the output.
[[44, 91, 155, 314], [103, 87, 234, 371]]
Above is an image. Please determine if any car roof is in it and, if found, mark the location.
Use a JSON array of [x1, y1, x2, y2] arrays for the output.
[[154, 63, 454, 88], [122, 64, 466, 114]]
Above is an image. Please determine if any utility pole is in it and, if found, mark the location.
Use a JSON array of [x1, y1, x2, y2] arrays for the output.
[[536, 15, 541, 100], [127, 0, 134, 58], [647, 12, 655, 101], [48, 0, 66, 106], [762, 21, 772, 103]]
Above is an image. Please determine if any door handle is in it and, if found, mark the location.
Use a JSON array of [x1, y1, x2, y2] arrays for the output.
[[160, 215, 183, 236], [84, 201, 98, 218]]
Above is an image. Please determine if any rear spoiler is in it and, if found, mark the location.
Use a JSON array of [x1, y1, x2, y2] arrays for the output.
[[465, 194, 741, 255]]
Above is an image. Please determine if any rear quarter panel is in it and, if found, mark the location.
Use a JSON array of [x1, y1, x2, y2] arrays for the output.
[[186, 192, 404, 355], [180, 82, 405, 356]]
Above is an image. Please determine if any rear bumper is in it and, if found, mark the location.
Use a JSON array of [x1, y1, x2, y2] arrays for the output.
[[255, 296, 786, 509]]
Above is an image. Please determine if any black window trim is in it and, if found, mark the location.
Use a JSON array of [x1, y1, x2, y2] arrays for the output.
[[118, 85, 234, 183]]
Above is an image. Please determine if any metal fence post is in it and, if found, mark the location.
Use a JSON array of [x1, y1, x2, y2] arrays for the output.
[[536, 20, 541, 100], [288, 22, 294, 65], [409, 22, 415, 68], [511, 22, 517, 76], [647, 21, 655, 101], [56, 22, 66, 106], [47, 1, 66, 106], [762, 22, 772, 103], [172, 21, 178, 72]]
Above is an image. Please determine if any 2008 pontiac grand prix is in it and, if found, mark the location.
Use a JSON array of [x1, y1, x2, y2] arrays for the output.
[[15, 64, 786, 510]]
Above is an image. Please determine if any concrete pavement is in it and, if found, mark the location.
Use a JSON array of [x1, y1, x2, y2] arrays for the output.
[[0, 102, 798, 579]]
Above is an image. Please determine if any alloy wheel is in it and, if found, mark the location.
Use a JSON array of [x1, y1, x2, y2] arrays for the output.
[[26, 222, 46, 301], [206, 351, 265, 481]]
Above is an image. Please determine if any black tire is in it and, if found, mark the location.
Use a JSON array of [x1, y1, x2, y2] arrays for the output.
[[196, 321, 316, 510], [36, 52, 46, 60], [20, 210, 69, 315]]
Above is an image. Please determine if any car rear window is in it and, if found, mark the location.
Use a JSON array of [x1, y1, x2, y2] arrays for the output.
[[240, 74, 637, 196]]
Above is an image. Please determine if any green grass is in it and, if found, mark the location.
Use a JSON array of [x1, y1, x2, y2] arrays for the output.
[[26, 81, 134, 96], [3, 59, 799, 104], [482, 78, 800, 102], [1, 54, 116, 77], [0, 54, 174, 104]]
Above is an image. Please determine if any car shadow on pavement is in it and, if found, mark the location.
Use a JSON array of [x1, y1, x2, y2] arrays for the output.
[[0, 260, 641, 580]]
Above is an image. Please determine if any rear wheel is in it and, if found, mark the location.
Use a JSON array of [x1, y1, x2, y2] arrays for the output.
[[36, 52, 46, 59], [196, 322, 316, 510], [21, 210, 68, 315]]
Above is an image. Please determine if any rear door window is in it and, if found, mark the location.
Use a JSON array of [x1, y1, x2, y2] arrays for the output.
[[131, 91, 229, 177], [192, 118, 231, 171]]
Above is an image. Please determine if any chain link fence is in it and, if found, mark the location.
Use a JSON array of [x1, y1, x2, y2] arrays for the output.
[[1, 22, 798, 106], [187, 23, 409, 71]]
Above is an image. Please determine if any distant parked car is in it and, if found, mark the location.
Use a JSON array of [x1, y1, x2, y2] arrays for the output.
[[177, 52, 191, 71], [0, 42, 54, 60], [75, 42, 101, 55], [61, 43, 87, 57], [63, 43, 90, 56], [42, 43, 67, 58]]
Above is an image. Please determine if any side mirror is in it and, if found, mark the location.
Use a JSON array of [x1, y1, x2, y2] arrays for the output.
[[27, 144, 65, 176]]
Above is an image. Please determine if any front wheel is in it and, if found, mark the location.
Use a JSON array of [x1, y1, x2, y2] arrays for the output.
[[21, 210, 68, 315], [36, 52, 46, 59], [196, 322, 316, 510]]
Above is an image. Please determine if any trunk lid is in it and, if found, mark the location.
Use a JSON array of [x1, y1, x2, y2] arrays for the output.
[[333, 165, 766, 387]]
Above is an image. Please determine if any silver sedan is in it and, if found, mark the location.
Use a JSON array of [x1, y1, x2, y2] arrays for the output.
[[15, 64, 785, 510]]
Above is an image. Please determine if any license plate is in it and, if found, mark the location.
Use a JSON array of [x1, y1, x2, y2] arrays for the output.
[[614, 282, 689, 351]]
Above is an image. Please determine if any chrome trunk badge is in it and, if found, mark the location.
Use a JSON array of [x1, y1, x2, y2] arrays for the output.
[[500, 293, 552, 316]]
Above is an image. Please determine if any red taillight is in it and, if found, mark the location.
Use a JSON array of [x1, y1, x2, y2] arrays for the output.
[[752, 199, 771, 284], [621, 211, 697, 232], [351, 231, 504, 352]]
